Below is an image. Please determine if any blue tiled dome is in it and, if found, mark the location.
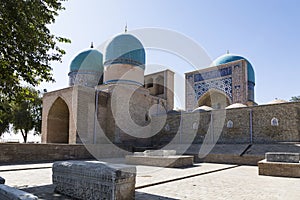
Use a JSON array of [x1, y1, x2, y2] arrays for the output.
[[104, 34, 145, 70], [213, 54, 255, 83], [70, 49, 104, 72]]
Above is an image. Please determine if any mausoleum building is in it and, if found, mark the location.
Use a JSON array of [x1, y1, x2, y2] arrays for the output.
[[41, 31, 300, 149]]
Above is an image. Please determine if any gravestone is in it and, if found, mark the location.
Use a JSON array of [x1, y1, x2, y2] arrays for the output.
[[143, 150, 176, 156], [52, 160, 136, 200], [0, 184, 38, 200], [258, 152, 300, 178], [265, 152, 299, 163], [127, 150, 194, 168]]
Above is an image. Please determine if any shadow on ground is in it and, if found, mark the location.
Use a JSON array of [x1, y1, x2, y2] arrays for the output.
[[20, 185, 72, 200], [21, 184, 178, 200]]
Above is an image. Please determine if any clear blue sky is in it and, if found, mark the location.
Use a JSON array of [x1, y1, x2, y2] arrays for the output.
[[42, 0, 300, 107]]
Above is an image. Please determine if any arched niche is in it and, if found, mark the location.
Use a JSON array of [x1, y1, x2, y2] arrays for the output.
[[155, 75, 164, 95], [145, 77, 154, 88], [47, 97, 70, 143], [198, 89, 231, 109]]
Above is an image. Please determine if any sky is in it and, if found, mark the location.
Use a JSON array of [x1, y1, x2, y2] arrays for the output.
[[40, 0, 300, 106]]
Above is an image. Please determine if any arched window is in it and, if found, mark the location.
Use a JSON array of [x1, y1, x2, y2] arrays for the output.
[[227, 120, 233, 128], [271, 117, 279, 126]]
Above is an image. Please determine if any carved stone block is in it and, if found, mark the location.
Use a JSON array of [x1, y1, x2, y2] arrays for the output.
[[52, 161, 136, 200], [143, 150, 177, 156]]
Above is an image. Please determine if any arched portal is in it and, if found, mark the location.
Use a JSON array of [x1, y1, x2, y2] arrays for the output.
[[198, 89, 231, 109], [47, 97, 69, 143]]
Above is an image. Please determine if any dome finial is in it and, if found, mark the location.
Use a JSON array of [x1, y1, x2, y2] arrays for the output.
[[90, 42, 94, 48], [125, 22, 128, 33], [226, 50, 230, 54]]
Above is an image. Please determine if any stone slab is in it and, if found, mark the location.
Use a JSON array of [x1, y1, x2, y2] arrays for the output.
[[258, 159, 300, 178], [0, 184, 38, 200], [134, 150, 177, 157], [52, 160, 136, 200], [126, 155, 194, 168], [265, 152, 300, 163], [0, 176, 5, 184]]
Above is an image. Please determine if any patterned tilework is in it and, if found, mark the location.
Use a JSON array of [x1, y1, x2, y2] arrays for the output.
[[194, 67, 232, 82], [194, 77, 233, 100]]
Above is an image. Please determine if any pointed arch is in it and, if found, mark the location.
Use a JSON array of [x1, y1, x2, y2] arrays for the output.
[[47, 97, 70, 143], [198, 89, 231, 109]]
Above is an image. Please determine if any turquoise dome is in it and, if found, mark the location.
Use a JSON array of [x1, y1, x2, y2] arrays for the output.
[[213, 54, 255, 83], [104, 34, 145, 70], [70, 49, 103, 72]]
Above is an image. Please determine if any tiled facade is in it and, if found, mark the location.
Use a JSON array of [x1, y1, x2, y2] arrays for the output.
[[185, 59, 255, 111]]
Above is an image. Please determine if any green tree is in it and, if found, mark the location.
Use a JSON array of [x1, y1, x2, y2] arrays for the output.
[[290, 96, 300, 102], [11, 87, 42, 143], [0, 98, 12, 135], [0, 0, 70, 99]]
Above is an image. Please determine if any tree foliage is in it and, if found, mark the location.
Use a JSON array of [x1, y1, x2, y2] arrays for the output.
[[0, 0, 70, 98], [290, 96, 300, 102], [0, 98, 12, 135], [10, 87, 42, 143]]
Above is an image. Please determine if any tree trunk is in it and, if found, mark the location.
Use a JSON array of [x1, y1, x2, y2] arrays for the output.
[[20, 129, 27, 143]]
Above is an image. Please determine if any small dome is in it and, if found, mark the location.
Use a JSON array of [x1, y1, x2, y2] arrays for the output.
[[267, 99, 288, 104], [193, 105, 213, 112], [104, 34, 145, 69], [213, 53, 255, 84], [70, 49, 103, 72], [225, 103, 247, 109]]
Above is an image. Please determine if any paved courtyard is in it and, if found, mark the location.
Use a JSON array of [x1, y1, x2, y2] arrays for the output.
[[0, 159, 299, 200]]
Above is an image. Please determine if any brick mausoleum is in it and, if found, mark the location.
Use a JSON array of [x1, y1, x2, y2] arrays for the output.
[[41, 31, 300, 149]]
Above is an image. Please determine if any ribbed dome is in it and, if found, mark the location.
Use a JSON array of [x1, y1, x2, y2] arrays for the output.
[[104, 34, 145, 69], [70, 49, 104, 73], [225, 103, 247, 109], [213, 54, 255, 83], [267, 99, 288, 104], [193, 105, 213, 112]]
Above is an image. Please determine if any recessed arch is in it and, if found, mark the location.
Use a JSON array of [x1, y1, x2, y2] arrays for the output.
[[145, 77, 154, 88], [155, 75, 164, 95], [47, 97, 70, 143], [198, 89, 231, 109]]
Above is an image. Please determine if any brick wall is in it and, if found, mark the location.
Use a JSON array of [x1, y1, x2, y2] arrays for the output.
[[150, 102, 300, 145], [0, 143, 130, 164]]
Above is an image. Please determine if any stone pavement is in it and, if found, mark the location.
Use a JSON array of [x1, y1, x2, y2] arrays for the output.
[[0, 159, 299, 199]]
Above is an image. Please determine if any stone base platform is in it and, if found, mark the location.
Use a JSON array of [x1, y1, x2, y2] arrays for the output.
[[125, 155, 194, 168], [258, 159, 300, 178]]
